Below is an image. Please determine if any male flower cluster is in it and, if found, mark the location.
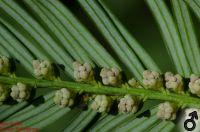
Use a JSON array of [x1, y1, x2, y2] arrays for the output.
[[157, 102, 177, 120], [118, 95, 139, 114], [10, 83, 31, 102], [143, 70, 163, 89], [91, 95, 111, 113], [54, 88, 74, 108], [165, 72, 183, 92], [100, 67, 121, 86], [33, 60, 54, 79], [189, 74, 200, 97], [73, 61, 94, 82]]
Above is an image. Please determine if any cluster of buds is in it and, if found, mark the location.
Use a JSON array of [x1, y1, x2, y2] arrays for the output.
[[33, 60, 54, 79], [91, 95, 112, 113], [0, 84, 9, 102], [128, 78, 141, 88], [157, 102, 177, 120], [0, 56, 10, 75], [100, 68, 122, 86], [73, 61, 94, 82], [10, 83, 31, 102], [118, 94, 139, 114], [1, 56, 200, 119], [189, 74, 200, 97], [165, 72, 183, 92], [143, 70, 163, 89], [53, 88, 74, 108]]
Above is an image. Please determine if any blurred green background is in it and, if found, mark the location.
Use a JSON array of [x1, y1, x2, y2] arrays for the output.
[[68, 0, 200, 73], [104, 0, 173, 72]]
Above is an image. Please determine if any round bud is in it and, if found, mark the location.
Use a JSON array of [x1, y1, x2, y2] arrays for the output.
[[143, 70, 163, 89], [128, 78, 141, 88], [165, 72, 183, 92], [33, 60, 54, 79], [53, 88, 74, 108], [100, 68, 122, 86], [118, 95, 139, 114], [157, 102, 177, 120], [189, 74, 200, 97], [10, 83, 31, 102], [91, 95, 111, 113], [73, 61, 94, 82]]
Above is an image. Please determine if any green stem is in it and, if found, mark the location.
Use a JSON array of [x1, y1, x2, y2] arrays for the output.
[[0, 75, 200, 108]]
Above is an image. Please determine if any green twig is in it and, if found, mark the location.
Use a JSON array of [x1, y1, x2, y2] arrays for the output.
[[0, 75, 200, 108]]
